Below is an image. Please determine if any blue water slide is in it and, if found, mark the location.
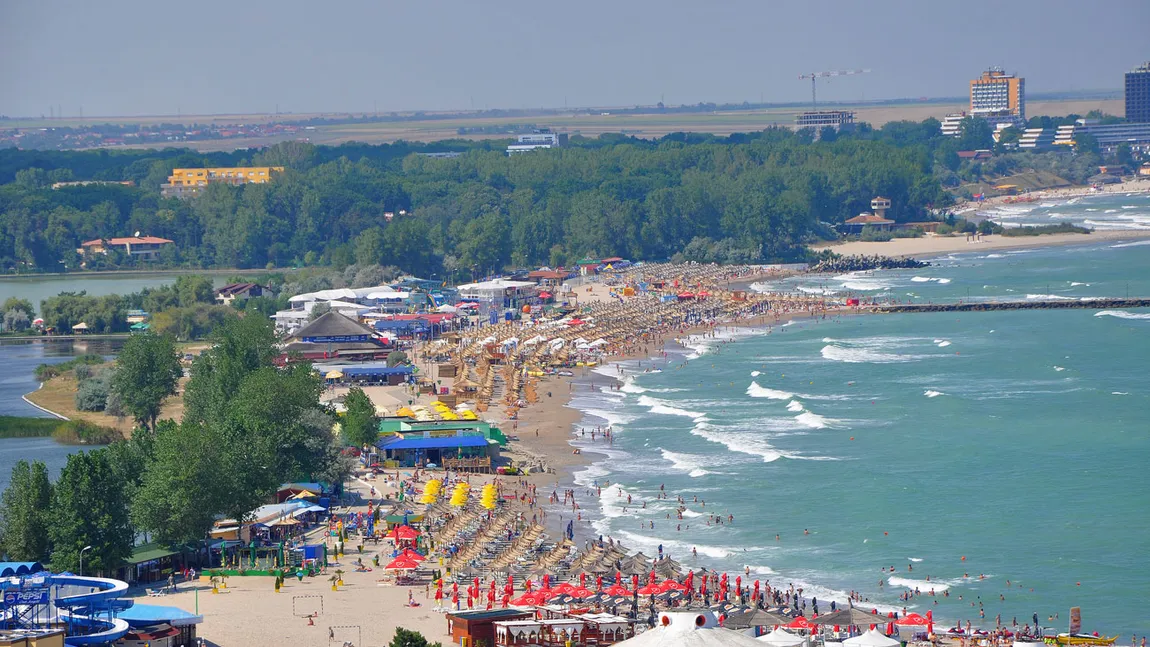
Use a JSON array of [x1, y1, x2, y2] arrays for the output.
[[50, 574, 132, 646]]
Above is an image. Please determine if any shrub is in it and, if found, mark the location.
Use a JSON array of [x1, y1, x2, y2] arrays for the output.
[[75, 378, 109, 412]]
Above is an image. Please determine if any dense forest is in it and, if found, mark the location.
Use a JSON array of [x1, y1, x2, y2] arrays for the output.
[[0, 122, 960, 276]]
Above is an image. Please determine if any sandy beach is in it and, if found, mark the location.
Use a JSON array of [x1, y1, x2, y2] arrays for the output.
[[819, 228, 1150, 259]]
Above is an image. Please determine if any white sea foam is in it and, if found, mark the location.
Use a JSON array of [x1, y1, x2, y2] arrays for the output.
[[834, 271, 893, 291], [690, 422, 786, 463], [908, 557, 924, 562], [985, 253, 1006, 258], [1112, 391, 1129, 395], [786, 400, 804, 412], [750, 370, 761, 377], [888, 576, 954, 592], [924, 390, 944, 398], [821, 344, 921, 363], [659, 449, 713, 477], [619, 377, 647, 394], [1026, 294, 1074, 300], [746, 381, 794, 400], [637, 395, 705, 420], [580, 408, 637, 428], [616, 530, 732, 560], [1111, 239, 1150, 249], [1070, 282, 1090, 287], [1053, 366, 1066, 372], [1095, 310, 1150, 320], [795, 411, 834, 429], [937, 340, 951, 347]]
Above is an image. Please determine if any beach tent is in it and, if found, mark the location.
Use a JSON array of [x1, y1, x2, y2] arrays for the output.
[[758, 628, 805, 646], [613, 611, 764, 647], [842, 629, 899, 647]]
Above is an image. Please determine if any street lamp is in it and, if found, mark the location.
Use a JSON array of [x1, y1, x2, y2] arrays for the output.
[[79, 545, 93, 576]]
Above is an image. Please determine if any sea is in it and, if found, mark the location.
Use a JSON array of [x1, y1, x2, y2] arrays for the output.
[[564, 193, 1150, 636]]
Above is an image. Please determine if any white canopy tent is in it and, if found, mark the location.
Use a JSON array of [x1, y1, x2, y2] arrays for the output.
[[757, 628, 805, 647], [614, 612, 765, 647], [842, 629, 900, 647]]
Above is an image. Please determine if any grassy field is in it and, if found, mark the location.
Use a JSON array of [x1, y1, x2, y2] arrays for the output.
[[17, 98, 1124, 152], [25, 372, 186, 435]]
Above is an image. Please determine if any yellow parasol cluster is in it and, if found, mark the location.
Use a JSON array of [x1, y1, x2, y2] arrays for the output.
[[430, 401, 460, 421], [448, 482, 470, 507], [479, 483, 498, 510], [418, 479, 442, 504]]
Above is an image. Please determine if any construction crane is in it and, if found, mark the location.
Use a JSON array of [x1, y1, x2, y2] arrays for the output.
[[798, 69, 871, 110]]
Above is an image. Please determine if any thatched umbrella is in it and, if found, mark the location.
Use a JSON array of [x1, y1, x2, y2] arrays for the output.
[[723, 608, 793, 630], [814, 606, 891, 628]]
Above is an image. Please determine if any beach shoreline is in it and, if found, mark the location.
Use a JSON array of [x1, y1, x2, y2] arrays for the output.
[[815, 228, 1150, 259]]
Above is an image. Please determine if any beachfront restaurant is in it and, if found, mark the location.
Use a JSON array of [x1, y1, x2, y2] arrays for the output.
[[376, 430, 500, 471]]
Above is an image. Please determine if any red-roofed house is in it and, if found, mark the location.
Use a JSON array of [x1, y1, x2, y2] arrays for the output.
[[79, 235, 174, 261]]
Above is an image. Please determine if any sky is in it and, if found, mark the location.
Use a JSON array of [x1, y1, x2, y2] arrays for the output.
[[1, 0, 1148, 118]]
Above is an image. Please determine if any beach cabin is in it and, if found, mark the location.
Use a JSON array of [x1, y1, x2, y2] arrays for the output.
[[376, 428, 500, 472], [279, 311, 391, 363], [447, 609, 533, 647], [838, 213, 894, 235]]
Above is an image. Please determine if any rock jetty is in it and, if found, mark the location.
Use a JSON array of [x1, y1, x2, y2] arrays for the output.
[[809, 254, 928, 273], [877, 298, 1150, 313]]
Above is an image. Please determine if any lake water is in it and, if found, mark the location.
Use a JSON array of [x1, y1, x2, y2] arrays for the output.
[[568, 234, 1150, 635], [0, 271, 228, 313], [0, 339, 124, 490]]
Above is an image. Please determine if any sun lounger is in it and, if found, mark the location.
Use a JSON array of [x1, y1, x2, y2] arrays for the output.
[[146, 588, 166, 597]]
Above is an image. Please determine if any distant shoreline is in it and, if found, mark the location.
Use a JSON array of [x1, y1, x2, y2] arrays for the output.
[[0, 267, 245, 281], [817, 228, 1150, 259]]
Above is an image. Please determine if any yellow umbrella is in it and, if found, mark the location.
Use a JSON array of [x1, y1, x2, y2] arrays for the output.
[[289, 490, 318, 499], [325, 370, 343, 379]]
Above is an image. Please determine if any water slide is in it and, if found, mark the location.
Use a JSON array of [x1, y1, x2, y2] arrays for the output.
[[49, 574, 132, 646]]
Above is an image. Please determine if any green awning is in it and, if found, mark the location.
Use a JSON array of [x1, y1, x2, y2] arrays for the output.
[[124, 543, 178, 565]]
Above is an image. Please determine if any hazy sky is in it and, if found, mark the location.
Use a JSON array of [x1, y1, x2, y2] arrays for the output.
[[2, 0, 1148, 118]]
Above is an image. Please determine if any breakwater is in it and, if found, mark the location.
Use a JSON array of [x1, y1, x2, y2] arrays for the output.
[[876, 297, 1150, 313], [809, 254, 927, 273]]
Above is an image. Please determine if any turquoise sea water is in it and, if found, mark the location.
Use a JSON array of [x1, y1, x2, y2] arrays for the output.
[[566, 228, 1150, 635]]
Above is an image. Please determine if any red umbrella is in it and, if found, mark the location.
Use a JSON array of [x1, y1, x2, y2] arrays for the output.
[[637, 583, 661, 595], [615, 571, 622, 587], [596, 575, 603, 591], [553, 582, 575, 594], [543, 574, 551, 590], [631, 574, 639, 591], [926, 611, 934, 635], [888, 611, 896, 635], [579, 572, 586, 588], [658, 579, 683, 592], [788, 617, 818, 630], [384, 556, 420, 570], [572, 587, 594, 599], [898, 613, 930, 626], [402, 549, 426, 562], [603, 585, 632, 596], [387, 525, 420, 541], [501, 593, 510, 608]]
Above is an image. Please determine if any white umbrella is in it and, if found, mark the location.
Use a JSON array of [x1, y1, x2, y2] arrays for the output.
[[842, 628, 900, 647], [757, 628, 804, 647]]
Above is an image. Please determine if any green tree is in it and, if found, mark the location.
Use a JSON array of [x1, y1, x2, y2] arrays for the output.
[[49, 449, 134, 574], [354, 227, 386, 266], [111, 333, 183, 430], [1, 298, 35, 317], [1074, 132, 1100, 156], [0, 460, 53, 562], [341, 387, 378, 448], [956, 116, 994, 151], [133, 420, 223, 546], [390, 627, 443, 647], [174, 275, 216, 307]]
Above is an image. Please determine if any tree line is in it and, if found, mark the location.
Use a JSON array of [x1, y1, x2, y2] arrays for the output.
[[1, 123, 958, 277], [0, 317, 354, 573]]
